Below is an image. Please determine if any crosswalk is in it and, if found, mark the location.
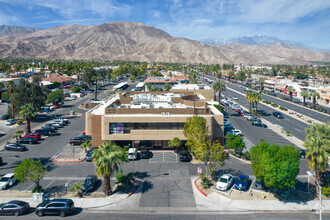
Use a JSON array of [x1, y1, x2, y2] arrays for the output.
[[149, 152, 178, 163]]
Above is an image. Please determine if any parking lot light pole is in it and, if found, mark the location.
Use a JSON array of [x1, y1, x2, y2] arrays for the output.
[[307, 171, 322, 220]]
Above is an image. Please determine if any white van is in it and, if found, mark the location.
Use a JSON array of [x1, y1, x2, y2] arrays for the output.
[[128, 148, 138, 160]]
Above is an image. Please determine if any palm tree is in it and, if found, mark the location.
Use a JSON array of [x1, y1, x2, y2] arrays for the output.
[[93, 142, 127, 195], [309, 90, 319, 110], [0, 82, 4, 101], [253, 92, 261, 116], [6, 80, 15, 118], [300, 90, 309, 106], [213, 80, 226, 102], [13, 130, 24, 141], [246, 90, 254, 113], [19, 104, 35, 134], [304, 136, 328, 182], [81, 140, 91, 153], [286, 86, 295, 102], [259, 78, 265, 92]]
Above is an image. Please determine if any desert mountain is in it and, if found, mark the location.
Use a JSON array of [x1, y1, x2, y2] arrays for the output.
[[0, 21, 329, 65], [0, 25, 43, 37]]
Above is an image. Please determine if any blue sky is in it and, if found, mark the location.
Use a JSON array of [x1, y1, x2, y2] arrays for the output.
[[0, 0, 330, 49]]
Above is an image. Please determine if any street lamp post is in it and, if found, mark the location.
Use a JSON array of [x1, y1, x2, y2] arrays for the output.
[[307, 171, 322, 220]]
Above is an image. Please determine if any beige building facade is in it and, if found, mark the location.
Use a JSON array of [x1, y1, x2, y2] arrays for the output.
[[85, 86, 223, 149]]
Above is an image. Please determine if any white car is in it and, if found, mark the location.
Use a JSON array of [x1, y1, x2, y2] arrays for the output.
[[0, 173, 16, 190], [226, 129, 242, 136], [128, 148, 138, 160], [233, 96, 238, 100], [53, 116, 69, 124], [52, 120, 65, 126], [216, 174, 234, 191]]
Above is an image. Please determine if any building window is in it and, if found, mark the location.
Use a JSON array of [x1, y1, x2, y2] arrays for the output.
[[109, 123, 185, 134]]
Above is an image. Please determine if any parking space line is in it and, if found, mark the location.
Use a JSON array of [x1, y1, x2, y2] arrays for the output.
[[163, 152, 165, 163], [25, 183, 35, 192], [45, 179, 55, 189], [51, 144, 70, 160]]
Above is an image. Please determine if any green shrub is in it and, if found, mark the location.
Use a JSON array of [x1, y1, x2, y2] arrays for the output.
[[16, 119, 23, 125], [279, 106, 288, 111], [213, 104, 224, 112], [32, 185, 44, 193], [322, 187, 330, 197], [71, 86, 81, 93], [271, 103, 278, 107], [199, 173, 211, 188], [116, 172, 133, 186], [243, 151, 250, 160]]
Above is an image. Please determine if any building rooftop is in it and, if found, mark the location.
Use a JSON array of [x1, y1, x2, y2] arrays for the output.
[[171, 84, 211, 90]]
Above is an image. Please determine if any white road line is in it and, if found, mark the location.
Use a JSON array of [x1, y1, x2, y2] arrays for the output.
[[51, 144, 70, 160], [226, 160, 233, 164], [25, 183, 35, 192], [163, 152, 165, 163], [45, 179, 55, 189], [294, 128, 302, 132]]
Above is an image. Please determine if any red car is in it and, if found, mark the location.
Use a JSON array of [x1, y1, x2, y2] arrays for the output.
[[23, 133, 41, 140], [63, 85, 71, 89], [52, 104, 60, 108]]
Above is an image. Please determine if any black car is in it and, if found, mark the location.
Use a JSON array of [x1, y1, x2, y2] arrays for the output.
[[35, 198, 75, 217], [299, 149, 306, 158], [255, 180, 265, 190], [179, 151, 192, 162], [42, 123, 59, 130], [0, 200, 30, 216], [4, 143, 27, 151], [17, 137, 38, 144], [69, 135, 91, 146], [273, 111, 284, 118], [33, 129, 50, 136], [85, 147, 97, 162], [140, 149, 151, 159], [0, 156, 2, 164], [252, 121, 267, 128], [1, 114, 9, 120], [41, 126, 56, 133], [82, 175, 98, 193]]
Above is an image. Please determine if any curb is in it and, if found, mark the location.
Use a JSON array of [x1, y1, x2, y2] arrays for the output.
[[52, 158, 84, 163], [128, 181, 142, 197], [194, 178, 207, 197], [229, 154, 251, 164]]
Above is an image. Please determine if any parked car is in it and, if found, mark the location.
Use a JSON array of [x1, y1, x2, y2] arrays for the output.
[[69, 135, 91, 146], [233, 96, 238, 100], [41, 126, 56, 133], [299, 149, 306, 158], [42, 123, 59, 130], [52, 120, 65, 126], [0, 173, 17, 190], [6, 119, 17, 126], [140, 149, 151, 159], [251, 121, 267, 128], [85, 147, 97, 162], [0, 156, 2, 164], [35, 198, 75, 217], [255, 180, 265, 190], [53, 116, 69, 124], [49, 121, 62, 128], [33, 129, 50, 136], [273, 112, 284, 119], [234, 174, 250, 191], [246, 115, 258, 121], [1, 114, 9, 120], [226, 129, 242, 136], [128, 148, 139, 160], [23, 133, 41, 140], [216, 174, 234, 191], [179, 151, 192, 162], [0, 200, 30, 216], [82, 175, 98, 193], [4, 143, 27, 151], [17, 137, 38, 144]]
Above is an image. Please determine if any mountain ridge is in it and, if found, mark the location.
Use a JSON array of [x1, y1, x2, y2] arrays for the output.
[[0, 22, 329, 65]]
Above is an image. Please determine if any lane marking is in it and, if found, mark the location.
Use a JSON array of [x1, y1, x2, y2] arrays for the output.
[[45, 179, 55, 189], [51, 144, 70, 160], [24, 183, 35, 192]]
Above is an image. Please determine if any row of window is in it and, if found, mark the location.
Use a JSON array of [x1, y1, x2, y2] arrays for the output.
[[109, 123, 185, 134]]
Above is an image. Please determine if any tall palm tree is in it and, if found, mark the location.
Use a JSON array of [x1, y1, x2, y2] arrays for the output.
[[309, 90, 319, 110], [213, 80, 226, 102], [304, 136, 328, 182], [19, 103, 35, 134], [259, 78, 265, 92], [300, 90, 309, 106], [0, 82, 4, 101], [253, 92, 261, 116], [93, 142, 127, 195], [286, 86, 295, 102], [6, 80, 15, 118], [246, 90, 254, 113]]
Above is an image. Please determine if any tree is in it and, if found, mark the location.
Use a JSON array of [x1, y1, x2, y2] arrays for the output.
[[168, 137, 182, 153], [14, 159, 46, 192], [304, 123, 329, 182], [259, 78, 265, 92], [184, 116, 225, 179], [6, 80, 15, 118], [236, 71, 246, 84], [225, 134, 245, 155], [309, 90, 319, 110], [13, 129, 24, 140], [81, 140, 91, 153], [286, 86, 295, 102], [253, 92, 261, 116], [227, 71, 235, 82], [52, 81, 59, 88], [213, 80, 226, 102], [70, 182, 83, 197], [47, 89, 64, 105], [0, 82, 4, 101], [164, 83, 171, 92], [71, 86, 81, 93], [250, 141, 300, 191], [19, 103, 35, 134], [300, 90, 309, 106], [93, 142, 128, 195]]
